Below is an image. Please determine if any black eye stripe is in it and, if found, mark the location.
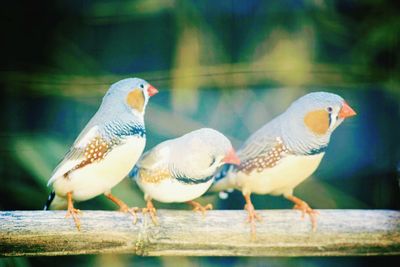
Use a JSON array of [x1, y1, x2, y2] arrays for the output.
[[209, 156, 216, 167]]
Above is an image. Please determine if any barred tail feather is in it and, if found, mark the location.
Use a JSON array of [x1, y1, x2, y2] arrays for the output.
[[218, 189, 234, 200], [213, 164, 232, 182], [44, 191, 68, 210], [209, 164, 236, 198], [43, 191, 55, 210]]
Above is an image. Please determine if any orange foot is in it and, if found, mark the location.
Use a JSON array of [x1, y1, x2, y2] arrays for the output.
[[287, 195, 319, 231], [187, 200, 213, 217], [119, 204, 139, 224], [105, 193, 139, 224], [66, 192, 82, 231], [142, 199, 158, 225], [244, 194, 261, 240]]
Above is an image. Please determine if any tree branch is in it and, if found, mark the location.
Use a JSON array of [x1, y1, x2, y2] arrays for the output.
[[1, 210, 399, 256]]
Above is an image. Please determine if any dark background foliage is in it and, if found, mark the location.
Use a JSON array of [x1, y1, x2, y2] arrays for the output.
[[0, 0, 399, 266]]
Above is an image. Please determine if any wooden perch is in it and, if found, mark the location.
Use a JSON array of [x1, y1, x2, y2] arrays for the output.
[[1, 210, 400, 257]]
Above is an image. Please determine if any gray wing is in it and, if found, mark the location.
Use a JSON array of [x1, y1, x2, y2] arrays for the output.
[[135, 139, 214, 184], [238, 132, 278, 161], [235, 119, 291, 174], [133, 142, 173, 183], [47, 125, 101, 185], [237, 119, 282, 162], [211, 119, 288, 191]]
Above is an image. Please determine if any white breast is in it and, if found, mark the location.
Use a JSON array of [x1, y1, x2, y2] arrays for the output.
[[137, 178, 214, 203], [53, 136, 145, 201], [235, 153, 324, 196]]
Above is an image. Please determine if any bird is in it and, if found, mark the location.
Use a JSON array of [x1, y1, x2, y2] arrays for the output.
[[129, 128, 240, 224], [44, 77, 158, 230], [211, 92, 356, 238]]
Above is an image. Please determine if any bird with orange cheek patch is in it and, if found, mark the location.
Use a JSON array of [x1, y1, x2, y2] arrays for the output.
[[211, 92, 356, 239], [44, 78, 158, 230]]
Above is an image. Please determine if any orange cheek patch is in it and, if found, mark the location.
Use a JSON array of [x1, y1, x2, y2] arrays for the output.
[[126, 88, 145, 112], [304, 110, 330, 135]]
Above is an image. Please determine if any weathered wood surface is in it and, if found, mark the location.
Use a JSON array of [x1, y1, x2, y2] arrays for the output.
[[1, 210, 399, 257]]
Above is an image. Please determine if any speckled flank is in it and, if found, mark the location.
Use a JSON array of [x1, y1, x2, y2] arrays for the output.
[[63, 136, 111, 177], [238, 137, 290, 175], [84, 137, 109, 162], [139, 169, 171, 184], [304, 109, 330, 135], [126, 88, 145, 112]]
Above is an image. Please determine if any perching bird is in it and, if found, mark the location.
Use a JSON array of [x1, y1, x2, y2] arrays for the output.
[[129, 128, 240, 224], [44, 78, 158, 230], [211, 92, 356, 237]]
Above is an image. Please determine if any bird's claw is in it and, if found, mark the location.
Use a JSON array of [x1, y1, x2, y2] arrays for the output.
[[142, 201, 158, 225], [119, 204, 139, 224], [245, 203, 262, 223], [188, 201, 213, 217], [244, 203, 261, 241], [293, 202, 319, 231], [104, 193, 139, 224], [142, 207, 158, 225], [65, 207, 82, 231]]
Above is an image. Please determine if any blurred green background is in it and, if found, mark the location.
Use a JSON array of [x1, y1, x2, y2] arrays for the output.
[[0, 0, 399, 266]]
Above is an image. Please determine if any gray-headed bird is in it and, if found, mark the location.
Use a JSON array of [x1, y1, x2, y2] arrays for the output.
[[211, 92, 356, 237], [44, 78, 158, 230], [130, 128, 240, 224]]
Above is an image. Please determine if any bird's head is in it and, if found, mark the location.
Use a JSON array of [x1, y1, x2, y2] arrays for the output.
[[103, 78, 158, 117], [295, 92, 356, 135], [282, 92, 356, 152], [184, 128, 240, 174]]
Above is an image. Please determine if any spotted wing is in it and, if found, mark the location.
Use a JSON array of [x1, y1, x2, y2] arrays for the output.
[[236, 127, 291, 175], [47, 126, 111, 186]]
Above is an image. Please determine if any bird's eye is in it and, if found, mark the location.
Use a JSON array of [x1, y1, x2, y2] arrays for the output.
[[140, 84, 144, 89], [327, 107, 333, 113]]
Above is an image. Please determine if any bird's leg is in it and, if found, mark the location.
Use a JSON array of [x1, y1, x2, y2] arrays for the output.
[[104, 193, 138, 224], [142, 198, 158, 225], [285, 195, 319, 231], [65, 192, 82, 231], [186, 200, 213, 217], [243, 193, 261, 240]]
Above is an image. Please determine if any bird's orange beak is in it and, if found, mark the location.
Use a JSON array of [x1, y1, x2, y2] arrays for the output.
[[223, 148, 241, 165], [147, 84, 159, 97], [338, 101, 357, 119]]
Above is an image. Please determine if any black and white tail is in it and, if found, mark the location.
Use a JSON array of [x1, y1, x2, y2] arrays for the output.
[[43, 191, 55, 210], [43, 191, 67, 210], [210, 164, 236, 199]]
